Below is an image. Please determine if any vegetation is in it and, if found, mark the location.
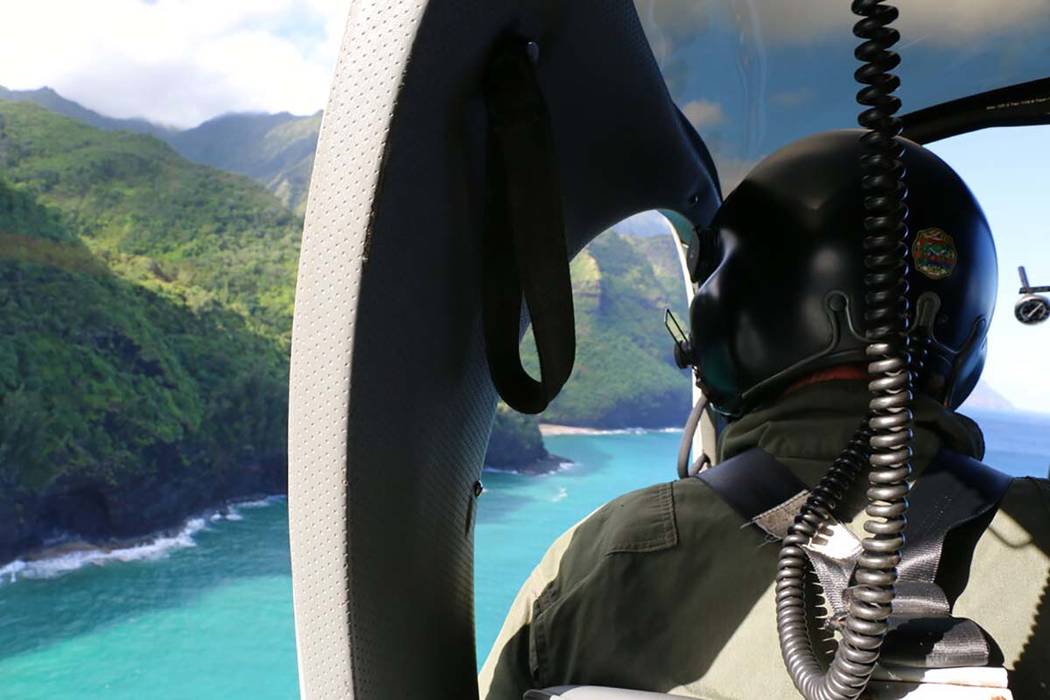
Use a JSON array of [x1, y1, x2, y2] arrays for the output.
[[167, 112, 321, 215], [0, 89, 695, 563], [0, 103, 293, 560], [524, 231, 691, 429], [485, 231, 692, 469], [484, 404, 551, 471], [0, 85, 318, 214], [0, 91, 694, 430], [0, 101, 301, 340]]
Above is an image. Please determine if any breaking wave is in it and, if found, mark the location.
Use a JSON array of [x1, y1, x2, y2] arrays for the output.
[[596, 427, 680, 435], [483, 460, 576, 476], [0, 495, 285, 585], [209, 496, 286, 523], [236, 495, 286, 509]]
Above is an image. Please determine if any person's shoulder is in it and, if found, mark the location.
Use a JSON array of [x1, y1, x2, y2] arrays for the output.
[[569, 477, 743, 556], [1001, 473, 1050, 502], [529, 483, 678, 568], [1000, 475, 1050, 522], [978, 473, 1050, 554], [574, 482, 680, 557], [527, 483, 682, 597], [1019, 474, 1050, 493]]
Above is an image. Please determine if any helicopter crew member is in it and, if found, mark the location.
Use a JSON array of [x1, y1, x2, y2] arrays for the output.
[[478, 131, 1050, 699]]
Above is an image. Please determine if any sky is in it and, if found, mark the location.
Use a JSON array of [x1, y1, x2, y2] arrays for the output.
[[1, 0, 1047, 411], [929, 127, 1050, 413], [635, 1, 1050, 412], [639, 0, 1050, 166], [617, 128, 1050, 413], [0, 0, 352, 128]]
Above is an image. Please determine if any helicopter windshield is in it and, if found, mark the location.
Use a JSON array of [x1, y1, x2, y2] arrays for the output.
[[634, 0, 1050, 189]]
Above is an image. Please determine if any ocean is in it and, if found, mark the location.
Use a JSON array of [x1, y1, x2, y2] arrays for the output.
[[1, 412, 1047, 698]]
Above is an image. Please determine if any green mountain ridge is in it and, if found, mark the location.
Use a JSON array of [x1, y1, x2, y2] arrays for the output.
[[167, 112, 322, 215], [0, 85, 321, 214], [0, 102, 295, 561], [0, 100, 301, 336], [490, 232, 691, 469], [0, 87, 696, 482], [0, 85, 175, 139], [526, 231, 691, 429]]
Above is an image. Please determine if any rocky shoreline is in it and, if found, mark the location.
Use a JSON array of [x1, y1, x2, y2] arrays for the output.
[[483, 453, 573, 476], [1, 423, 680, 568], [539, 423, 680, 436], [0, 494, 285, 583], [0, 455, 287, 568]]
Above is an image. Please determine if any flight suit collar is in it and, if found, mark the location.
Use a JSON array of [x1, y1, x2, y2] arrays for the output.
[[717, 380, 985, 488]]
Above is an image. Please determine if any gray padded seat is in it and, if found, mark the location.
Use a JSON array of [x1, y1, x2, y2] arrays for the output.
[[525, 687, 693, 699], [289, 0, 718, 697]]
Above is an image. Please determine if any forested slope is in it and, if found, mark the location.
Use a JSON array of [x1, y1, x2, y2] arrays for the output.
[[0, 103, 295, 561], [0, 96, 695, 554], [524, 230, 691, 429], [166, 112, 321, 215]]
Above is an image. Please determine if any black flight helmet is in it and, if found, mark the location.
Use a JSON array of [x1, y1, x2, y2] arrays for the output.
[[690, 130, 997, 416]]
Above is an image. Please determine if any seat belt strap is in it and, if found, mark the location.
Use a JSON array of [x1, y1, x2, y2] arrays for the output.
[[695, 447, 808, 534], [898, 449, 1014, 584], [878, 450, 1014, 669], [697, 446, 1015, 669]]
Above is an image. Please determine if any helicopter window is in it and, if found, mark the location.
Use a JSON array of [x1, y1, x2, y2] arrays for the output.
[[922, 125, 1050, 478], [476, 209, 693, 659], [634, 0, 1050, 192]]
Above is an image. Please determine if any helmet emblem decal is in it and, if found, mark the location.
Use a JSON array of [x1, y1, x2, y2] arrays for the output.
[[912, 228, 958, 281]]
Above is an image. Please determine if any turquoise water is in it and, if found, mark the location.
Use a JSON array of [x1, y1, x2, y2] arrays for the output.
[[1, 413, 1048, 698], [0, 500, 298, 700]]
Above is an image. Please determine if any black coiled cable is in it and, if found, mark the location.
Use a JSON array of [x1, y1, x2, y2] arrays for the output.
[[775, 2, 914, 699]]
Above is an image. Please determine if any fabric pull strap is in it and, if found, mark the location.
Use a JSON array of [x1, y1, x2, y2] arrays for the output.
[[481, 37, 575, 414]]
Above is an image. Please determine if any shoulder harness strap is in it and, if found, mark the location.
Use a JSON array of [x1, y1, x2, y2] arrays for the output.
[[696, 447, 1016, 670], [696, 447, 808, 537]]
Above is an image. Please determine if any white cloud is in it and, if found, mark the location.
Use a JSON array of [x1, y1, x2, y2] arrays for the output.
[[0, 0, 352, 128], [6, 1, 1042, 130], [770, 89, 816, 109], [682, 99, 725, 130]]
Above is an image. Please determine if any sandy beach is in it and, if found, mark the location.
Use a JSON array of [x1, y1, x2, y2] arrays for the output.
[[538, 424, 611, 436], [538, 424, 681, 436]]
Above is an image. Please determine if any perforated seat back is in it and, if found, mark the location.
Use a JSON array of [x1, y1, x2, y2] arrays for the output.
[[525, 687, 693, 700], [288, 1, 719, 698]]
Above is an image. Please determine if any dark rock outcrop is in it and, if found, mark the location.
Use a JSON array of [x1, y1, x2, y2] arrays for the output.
[[0, 455, 286, 565]]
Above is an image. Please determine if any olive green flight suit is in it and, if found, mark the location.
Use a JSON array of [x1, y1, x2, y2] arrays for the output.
[[478, 381, 1050, 699]]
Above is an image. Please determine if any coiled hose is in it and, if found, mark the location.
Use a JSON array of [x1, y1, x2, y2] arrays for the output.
[[775, 2, 915, 699]]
